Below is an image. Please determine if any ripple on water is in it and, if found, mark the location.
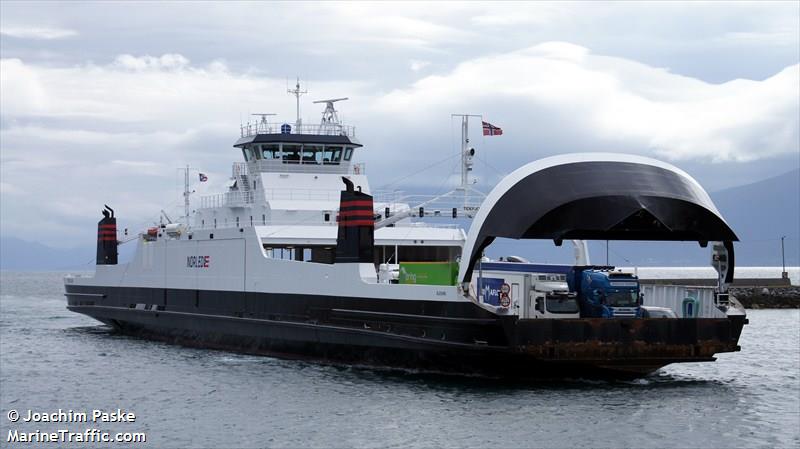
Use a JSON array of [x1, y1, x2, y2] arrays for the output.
[[1, 273, 798, 448]]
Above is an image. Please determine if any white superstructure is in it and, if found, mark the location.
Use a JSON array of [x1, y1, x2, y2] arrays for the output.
[[186, 94, 466, 273]]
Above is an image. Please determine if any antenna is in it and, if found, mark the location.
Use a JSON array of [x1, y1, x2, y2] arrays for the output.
[[252, 113, 276, 122], [181, 165, 192, 224], [287, 77, 307, 130], [451, 114, 483, 215], [251, 113, 276, 133], [313, 97, 348, 132]]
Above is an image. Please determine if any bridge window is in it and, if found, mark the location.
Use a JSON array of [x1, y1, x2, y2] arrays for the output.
[[344, 147, 353, 161], [282, 144, 301, 164], [242, 146, 254, 161], [323, 146, 342, 165], [261, 144, 280, 160], [302, 145, 322, 164]]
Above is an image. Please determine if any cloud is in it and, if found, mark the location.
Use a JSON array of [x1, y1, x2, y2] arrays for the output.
[[0, 44, 798, 246], [0, 182, 23, 195], [113, 54, 190, 71], [377, 42, 799, 163], [720, 31, 799, 46], [0, 25, 77, 40], [470, 4, 562, 26], [409, 60, 430, 72], [0, 54, 367, 245], [0, 55, 361, 124]]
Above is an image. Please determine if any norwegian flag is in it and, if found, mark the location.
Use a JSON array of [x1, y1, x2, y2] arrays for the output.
[[482, 121, 503, 136], [198, 173, 208, 182]]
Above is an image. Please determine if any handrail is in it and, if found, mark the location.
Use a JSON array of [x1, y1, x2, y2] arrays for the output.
[[199, 191, 254, 209], [247, 160, 365, 175], [240, 122, 356, 138]]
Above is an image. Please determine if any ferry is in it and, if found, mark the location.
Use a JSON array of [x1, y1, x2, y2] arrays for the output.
[[65, 83, 747, 377]]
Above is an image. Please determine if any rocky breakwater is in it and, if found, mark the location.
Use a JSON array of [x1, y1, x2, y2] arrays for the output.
[[731, 286, 800, 309]]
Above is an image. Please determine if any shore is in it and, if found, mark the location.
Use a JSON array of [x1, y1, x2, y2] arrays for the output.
[[731, 286, 800, 309]]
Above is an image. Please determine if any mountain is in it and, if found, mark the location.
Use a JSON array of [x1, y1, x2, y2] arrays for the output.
[[1, 169, 798, 270], [0, 236, 135, 271], [712, 168, 799, 266], [0, 236, 95, 271]]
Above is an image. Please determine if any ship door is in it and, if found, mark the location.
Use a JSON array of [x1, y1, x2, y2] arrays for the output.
[[524, 290, 535, 319], [524, 289, 547, 319]]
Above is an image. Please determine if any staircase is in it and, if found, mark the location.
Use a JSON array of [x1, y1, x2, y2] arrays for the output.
[[228, 163, 254, 207]]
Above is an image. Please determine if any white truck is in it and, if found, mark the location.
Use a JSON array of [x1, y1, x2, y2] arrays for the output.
[[471, 261, 580, 319]]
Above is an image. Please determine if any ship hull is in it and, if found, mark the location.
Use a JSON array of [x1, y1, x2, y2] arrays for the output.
[[65, 284, 746, 378]]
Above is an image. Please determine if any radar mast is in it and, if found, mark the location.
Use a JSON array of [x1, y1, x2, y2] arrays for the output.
[[287, 77, 307, 130], [313, 97, 348, 135]]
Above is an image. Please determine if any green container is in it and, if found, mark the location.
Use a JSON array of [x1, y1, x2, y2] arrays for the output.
[[398, 262, 458, 286]]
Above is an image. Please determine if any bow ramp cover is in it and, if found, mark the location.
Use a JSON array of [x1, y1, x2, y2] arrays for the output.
[[458, 153, 738, 284]]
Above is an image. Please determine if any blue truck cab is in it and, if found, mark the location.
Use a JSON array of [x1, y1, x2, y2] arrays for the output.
[[567, 267, 642, 318]]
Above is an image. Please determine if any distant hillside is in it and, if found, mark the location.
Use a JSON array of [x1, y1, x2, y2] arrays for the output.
[[0, 237, 95, 271], [0, 236, 135, 271], [712, 168, 799, 266]]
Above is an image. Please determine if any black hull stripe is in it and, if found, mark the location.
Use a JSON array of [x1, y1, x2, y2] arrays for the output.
[[329, 308, 498, 325], [69, 305, 508, 351]]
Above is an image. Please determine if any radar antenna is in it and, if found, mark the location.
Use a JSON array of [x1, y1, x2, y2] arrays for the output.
[[251, 113, 276, 133], [287, 77, 307, 130], [313, 97, 348, 134]]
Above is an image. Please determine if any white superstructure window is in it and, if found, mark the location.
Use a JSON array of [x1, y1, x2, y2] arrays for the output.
[[302, 145, 323, 164], [242, 147, 254, 161], [261, 144, 280, 160], [323, 146, 342, 165], [282, 144, 301, 164]]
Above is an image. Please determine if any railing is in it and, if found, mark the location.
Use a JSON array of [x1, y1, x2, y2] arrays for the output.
[[373, 190, 483, 217], [190, 217, 462, 229], [200, 188, 358, 207], [199, 191, 254, 209], [232, 161, 248, 177], [248, 160, 365, 175], [390, 221, 463, 229], [240, 122, 356, 138]]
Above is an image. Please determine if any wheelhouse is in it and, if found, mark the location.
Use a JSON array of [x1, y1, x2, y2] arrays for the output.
[[234, 133, 364, 175]]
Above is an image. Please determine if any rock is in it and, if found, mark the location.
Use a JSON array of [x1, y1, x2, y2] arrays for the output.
[[731, 286, 800, 309]]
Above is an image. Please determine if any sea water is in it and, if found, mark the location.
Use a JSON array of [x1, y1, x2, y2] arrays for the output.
[[1, 271, 798, 448]]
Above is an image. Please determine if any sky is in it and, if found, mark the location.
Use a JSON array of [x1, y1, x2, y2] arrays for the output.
[[1, 1, 799, 249]]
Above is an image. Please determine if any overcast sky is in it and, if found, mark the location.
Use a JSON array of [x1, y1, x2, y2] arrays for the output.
[[1, 1, 798, 248]]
